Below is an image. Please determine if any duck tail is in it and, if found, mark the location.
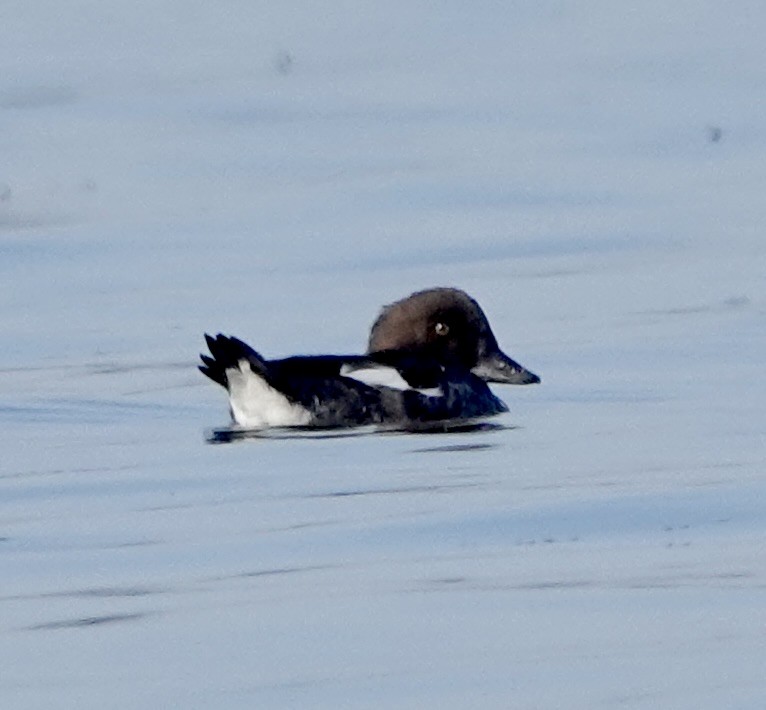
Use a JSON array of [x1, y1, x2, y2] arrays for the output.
[[200, 334, 311, 427], [199, 334, 269, 388]]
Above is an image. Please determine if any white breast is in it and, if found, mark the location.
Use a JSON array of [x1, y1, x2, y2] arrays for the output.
[[340, 363, 442, 398]]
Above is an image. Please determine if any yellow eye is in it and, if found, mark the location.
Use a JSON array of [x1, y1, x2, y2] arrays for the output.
[[434, 322, 449, 336]]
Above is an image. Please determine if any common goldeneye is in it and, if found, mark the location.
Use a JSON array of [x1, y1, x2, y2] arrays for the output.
[[199, 287, 539, 429]]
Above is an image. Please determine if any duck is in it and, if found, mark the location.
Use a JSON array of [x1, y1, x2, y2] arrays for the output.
[[199, 287, 539, 429]]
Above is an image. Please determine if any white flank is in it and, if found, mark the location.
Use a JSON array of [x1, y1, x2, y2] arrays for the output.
[[340, 363, 443, 398], [225, 359, 311, 428]]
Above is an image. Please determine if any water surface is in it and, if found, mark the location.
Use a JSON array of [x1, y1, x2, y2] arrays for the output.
[[2, 2, 765, 708]]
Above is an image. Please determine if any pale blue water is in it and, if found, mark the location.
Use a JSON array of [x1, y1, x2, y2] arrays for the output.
[[2, 2, 765, 708]]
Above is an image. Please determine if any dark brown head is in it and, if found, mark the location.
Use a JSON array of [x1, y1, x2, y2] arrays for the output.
[[367, 287, 540, 384]]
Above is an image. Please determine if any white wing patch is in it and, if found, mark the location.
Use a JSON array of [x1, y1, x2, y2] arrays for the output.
[[225, 359, 311, 428], [340, 363, 443, 398]]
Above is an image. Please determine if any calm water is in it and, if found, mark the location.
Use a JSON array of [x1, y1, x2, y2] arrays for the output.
[[2, 3, 765, 708]]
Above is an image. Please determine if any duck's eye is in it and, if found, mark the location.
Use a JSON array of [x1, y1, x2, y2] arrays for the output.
[[434, 322, 450, 336]]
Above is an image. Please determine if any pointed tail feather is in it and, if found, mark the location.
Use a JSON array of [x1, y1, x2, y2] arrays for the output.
[[199, 333, 269, 388]]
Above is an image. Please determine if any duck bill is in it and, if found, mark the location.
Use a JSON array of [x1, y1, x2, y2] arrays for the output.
[[471, 350, 541, 385]]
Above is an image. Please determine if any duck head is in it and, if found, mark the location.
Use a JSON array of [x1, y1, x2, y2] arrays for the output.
[[367, 287, 540, 385]]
